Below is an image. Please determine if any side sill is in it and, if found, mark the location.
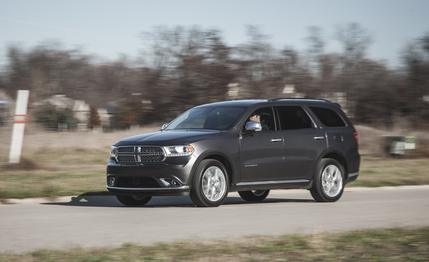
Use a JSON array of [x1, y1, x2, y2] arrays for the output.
[[233, 179, 311, 191], [236, 179, 310, 186]]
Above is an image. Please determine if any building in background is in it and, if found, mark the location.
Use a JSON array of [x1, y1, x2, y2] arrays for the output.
[[73, 100, 90, 131], [33, 94, 93, 131]]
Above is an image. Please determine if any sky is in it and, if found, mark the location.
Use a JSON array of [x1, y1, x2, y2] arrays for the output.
[[1, 0, 428, 67]]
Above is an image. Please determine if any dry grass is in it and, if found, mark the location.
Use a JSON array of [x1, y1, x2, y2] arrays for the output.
[[0, 124, 159, 158], [354, 156, 429, 187], [2, 157, 41, 170], [0, 227, 428, 261], [0, 148, 106, 199], [355, 125, 386, 155]]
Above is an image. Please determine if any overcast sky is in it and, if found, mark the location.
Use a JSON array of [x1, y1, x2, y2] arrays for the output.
[[1, 0, 428, 67]]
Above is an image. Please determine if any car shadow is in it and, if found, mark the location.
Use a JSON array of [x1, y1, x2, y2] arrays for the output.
[[43, 191, 314, 208]]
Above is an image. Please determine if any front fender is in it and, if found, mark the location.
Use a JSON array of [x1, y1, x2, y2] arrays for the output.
[[189, 137, 240, 186]]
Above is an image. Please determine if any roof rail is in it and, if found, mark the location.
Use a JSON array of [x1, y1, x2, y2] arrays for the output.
[[268, 97, 333, 103]]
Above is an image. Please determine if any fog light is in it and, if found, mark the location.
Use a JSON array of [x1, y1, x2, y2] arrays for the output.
[[159, 178, 181, 187], [159, 178, 172, 187], [108, 176, 116, 187]]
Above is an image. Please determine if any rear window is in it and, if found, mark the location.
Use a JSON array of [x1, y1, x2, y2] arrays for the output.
[[310, 107, 346, 127], [276, 106, 313, 130]]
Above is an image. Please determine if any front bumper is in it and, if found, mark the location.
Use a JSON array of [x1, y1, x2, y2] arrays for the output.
[[107, 185, 190, 196], [106, 157, 195, 196]]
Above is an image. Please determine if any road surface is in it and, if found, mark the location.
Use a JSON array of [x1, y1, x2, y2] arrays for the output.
[[1, 186, 428, 253]]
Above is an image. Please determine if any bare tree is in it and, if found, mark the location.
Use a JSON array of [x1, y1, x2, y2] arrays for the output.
[[336, 23, 372, 63], [401, 33, 429, 126]]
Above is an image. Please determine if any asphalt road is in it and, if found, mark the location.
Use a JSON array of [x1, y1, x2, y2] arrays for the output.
[[1, 186, 429, 253]]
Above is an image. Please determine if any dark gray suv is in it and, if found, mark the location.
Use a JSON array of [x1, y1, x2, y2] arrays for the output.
[[107, 99, 360, 207]]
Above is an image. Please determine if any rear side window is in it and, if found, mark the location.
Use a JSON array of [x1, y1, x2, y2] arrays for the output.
[[310, 107, 346, 127], [276, 106, 313, 130]]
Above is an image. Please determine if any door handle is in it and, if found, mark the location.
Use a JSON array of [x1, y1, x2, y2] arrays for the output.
[[270, 138, 283, 142], [333, 135, 344, 142], [313, 136, 325, 140]]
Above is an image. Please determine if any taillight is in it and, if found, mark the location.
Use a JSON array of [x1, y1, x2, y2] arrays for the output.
[[353, 131, 359, 145]]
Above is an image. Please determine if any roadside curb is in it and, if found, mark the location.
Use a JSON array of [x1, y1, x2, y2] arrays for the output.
[[1, 185, 429, 205]]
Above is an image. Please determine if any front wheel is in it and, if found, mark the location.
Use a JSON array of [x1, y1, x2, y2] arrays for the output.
[[238, 190, 270, 202], [116, 195, 152, 206], [310, 158, 345, 202], [190, 159, 229, 207]]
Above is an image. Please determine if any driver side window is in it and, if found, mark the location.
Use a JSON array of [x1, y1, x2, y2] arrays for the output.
[[245, 107, 275, 132]]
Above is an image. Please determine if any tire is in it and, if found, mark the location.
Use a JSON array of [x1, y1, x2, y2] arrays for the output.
[[310, 158, 345, 202], [190, 159, 229, 207], [238, 190, 270, 202], [116, 194, 152, 206]]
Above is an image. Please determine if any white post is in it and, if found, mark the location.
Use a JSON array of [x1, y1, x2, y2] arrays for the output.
[[8, 90, 30, 164]]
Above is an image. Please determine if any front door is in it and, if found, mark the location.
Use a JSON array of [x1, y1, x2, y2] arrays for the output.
[[239, 107, 284, 182]]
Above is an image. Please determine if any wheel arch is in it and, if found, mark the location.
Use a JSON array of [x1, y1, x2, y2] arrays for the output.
[[191, 151, 236, 186], [317, 150, 349, 180]]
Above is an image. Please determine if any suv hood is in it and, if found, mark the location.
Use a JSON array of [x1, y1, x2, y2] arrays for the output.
[[115, 129, 221, 146]]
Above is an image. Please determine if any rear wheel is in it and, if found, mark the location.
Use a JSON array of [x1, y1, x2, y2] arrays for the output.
[[190, 159, 229, 207], [238, 190, 270, 202], [116, 195, 152, 206], [310, 158, 345, 202]]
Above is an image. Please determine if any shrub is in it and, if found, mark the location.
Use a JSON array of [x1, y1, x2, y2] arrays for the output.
[[34, 104, 78, 131]]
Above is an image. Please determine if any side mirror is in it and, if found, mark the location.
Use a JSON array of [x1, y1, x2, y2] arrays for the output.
[[244, 121, 262, 132], [161, 123, 169, 131]]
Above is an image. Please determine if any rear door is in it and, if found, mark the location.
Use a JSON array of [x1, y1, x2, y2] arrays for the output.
[[275, 105, 327, 180]]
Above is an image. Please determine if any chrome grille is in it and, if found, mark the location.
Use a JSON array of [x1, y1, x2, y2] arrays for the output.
[[116, 146, 165, 165]]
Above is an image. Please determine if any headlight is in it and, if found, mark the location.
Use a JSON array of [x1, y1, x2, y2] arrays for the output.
[[163, 144, 194, 157], [110, 146, 118, 159]]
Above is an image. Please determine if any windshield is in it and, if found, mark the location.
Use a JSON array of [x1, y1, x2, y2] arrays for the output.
[[166, 106, 246, 131]]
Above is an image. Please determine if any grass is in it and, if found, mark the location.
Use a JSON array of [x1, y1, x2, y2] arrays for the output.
[[352, 157, 429, 187], [0, 148, 429, 199], [0, 170, 105, 199], [0, 148, 107, 199], [0, 227, 428, 261]]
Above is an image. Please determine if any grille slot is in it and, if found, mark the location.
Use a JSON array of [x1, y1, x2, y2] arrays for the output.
[[117, 155, 135, 164], [116, 146, 165, 165], [115, 177, 161, 188], [118, 147, 135, 153]]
